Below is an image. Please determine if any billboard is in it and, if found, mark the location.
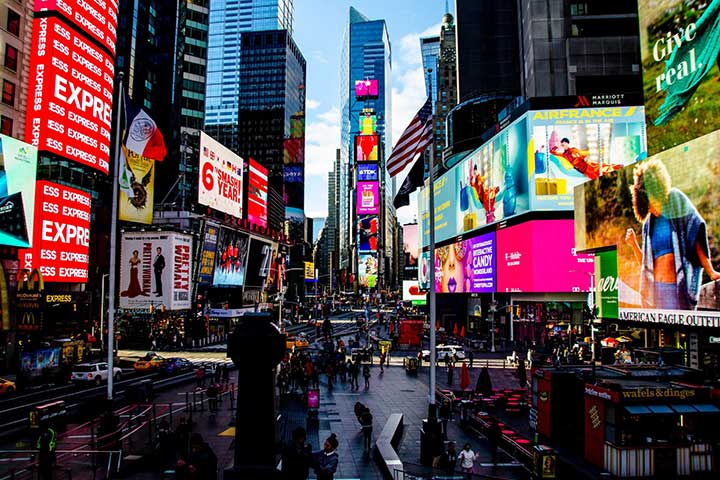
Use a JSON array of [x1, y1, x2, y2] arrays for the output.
[[359, 254, 378, 288], [357, 163, 378, 182], [402, 224, 419, 280], [198, 132, 244, 218], [119, 231, 193, 310], [595, 249, 619, 320], [638, 0, 720, 153], [359, 112, 377, 135], [576, 130, 720, 318], [245, 238, 273, 288], [247, 159, 268, 228], [212, 227, 250, 287], [355, 79, 379, 99], [118, 147, 154, 224], [304, 261, 315, 280], [497, 220, 594, 293], [357, 182, 379, 215], [435, 231, 496, 293], [25, 16, 115, 173], [197, 222, 219, 286], [0, 135, 38, 247], [284, 165, 303, 183], [19, 181, 91, 283], [402, 280, 426, 303], [419, 250, 431, 290], [355, 135, 379, 162], [359, 215, 378, 252], [33, 0, 119, 54], [529, 107, 646, 209]]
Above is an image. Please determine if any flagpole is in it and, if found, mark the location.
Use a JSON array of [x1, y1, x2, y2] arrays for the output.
[[107, 72, 124, 401]]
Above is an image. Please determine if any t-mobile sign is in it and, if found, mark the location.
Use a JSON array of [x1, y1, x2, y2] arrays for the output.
[[34, 0, 119, 53], [24, 16, 115, 173]]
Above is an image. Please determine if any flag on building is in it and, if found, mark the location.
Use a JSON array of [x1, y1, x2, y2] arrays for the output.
[[386, 98, 432, 177], [393, 153, 425, 208], [123, 93, 167, 162]]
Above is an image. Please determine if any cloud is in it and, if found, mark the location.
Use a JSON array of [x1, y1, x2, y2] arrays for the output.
[[311, 49, 329, 64], [304, 106, 341, 218], [306, 99, 320, 110], [397, 23, 442, 69]]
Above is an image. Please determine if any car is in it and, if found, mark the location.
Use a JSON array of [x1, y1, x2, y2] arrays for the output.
[[133, 353, 167, 372], [285, 333, 310, 351], [421, 345, 467, 362], [161, 358, 194, 375], [0, 377, 16, 395], [71, 362, 122, 385]]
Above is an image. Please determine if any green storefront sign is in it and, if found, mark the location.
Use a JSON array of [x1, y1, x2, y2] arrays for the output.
[[595, 249, 618, 319]]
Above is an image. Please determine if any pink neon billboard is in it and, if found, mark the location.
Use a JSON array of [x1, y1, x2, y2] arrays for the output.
[[357, 181, 379, 214]]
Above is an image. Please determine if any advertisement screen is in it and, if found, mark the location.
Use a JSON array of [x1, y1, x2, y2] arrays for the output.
[[0, 135, 37, 247], [358, 215, 378, 252], [355, 79, 379, 98], [529, 106, 646, 210], [357, 163, 378, 181], [403, 224, 419, 280], [419, 250, 431, 290], [359, 254, 378, 288], [435, 231, 496, 293], [212, 227, 250, 287], [638, 0, 720, 153], [197, 222, 219, 286], [118, 147, 154, 224], [357, 182, 379, 215], [198, 132, 244, 218], [19, 181, 91, 283], [497, 220, 593, 293], [25, 16, 115, 173], [283, 137, 304, 165], [245, 238, 273, 288], [34, 0, 119, 54], [355, 135, 379, 162], [402, 280, 426, 303], [247, 159, 268, 228], [595, 249, 619, 320], [284, 166, 303, 183], [577, 130, 720, 318], [119, 231, 193, 310], [359, 112, 377, 135]]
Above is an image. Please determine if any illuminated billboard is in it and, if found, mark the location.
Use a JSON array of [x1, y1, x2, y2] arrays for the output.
[[359, 254, 378, 288], [25, 16, 115, 173], [359, 112, 377, 135], [213, 227, 250, 287], [576, 130, 720, 321], [402, 280, 426, 303], [638, 0, 720, 153], [357, 182, 379, 215], [402, 224, 419, 280], [247, 159, 268, 228], [496, 219, 593, 293], [355, 79, 379, 99], [355, 135, 379, 162], [0, 135, 38, 247], [284, 166, 303, 183], [118, 147, 154, 224], [529, 107, 646, 209], [119, 231, 193, 310], [245, 238, 274, 288], [357, 163, 378, 182], [435, 232, 496, 293], [198, 132, 244, 218], [197, 222, 219, 287], [358, 215, 378, 252], [33, 0, 119, 53], [19, 181, 91, 283]]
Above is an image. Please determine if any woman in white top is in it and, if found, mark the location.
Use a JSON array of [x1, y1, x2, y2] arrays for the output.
[[458, 443, 476, 475]]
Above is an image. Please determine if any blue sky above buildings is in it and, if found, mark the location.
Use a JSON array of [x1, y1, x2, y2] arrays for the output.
[[294, 0, 453, 223]]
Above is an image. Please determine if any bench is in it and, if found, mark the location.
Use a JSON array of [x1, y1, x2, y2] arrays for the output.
[[375, 413, 404, 479]]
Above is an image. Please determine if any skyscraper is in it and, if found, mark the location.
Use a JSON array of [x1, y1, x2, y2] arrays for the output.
[[339, 7, 393, 287], [204, 0, 294, 152]]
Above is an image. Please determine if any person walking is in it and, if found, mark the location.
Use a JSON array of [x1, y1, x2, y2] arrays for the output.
[[439, 399, 451, 439], [350, 360, 360, 391], [281, 427, 311, 480], [487, 417, 502, 465], [458, 443, 477, 477], [362, 364, 371, 391], [379, 351, 386, 374], [447, 361, 454, 386], [359, 407, 373, 452], [312, 433, 339, 480], [195, 366, 205, 388], [187, 433, 217, 480], [439, 441, 458, 476], [468, 350, 474, 368], [206, 383, 218, 413], [174, 417, 191, 460], [222, 364, 230, 384]]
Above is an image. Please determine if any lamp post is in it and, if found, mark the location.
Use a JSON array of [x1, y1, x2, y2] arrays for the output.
[[99, 274, 109, 352]]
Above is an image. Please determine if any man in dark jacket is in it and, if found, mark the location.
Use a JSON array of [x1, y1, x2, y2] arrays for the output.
[[188, 433, 217, 479], [359, 408, 373, 452], [439, 441, 458, 475], [282, 427, 311, 479]]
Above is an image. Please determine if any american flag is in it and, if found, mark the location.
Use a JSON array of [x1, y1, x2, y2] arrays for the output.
[[386, 98, 433, 177]]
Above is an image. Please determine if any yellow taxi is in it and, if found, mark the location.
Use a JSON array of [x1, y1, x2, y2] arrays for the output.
[[285, 333, 310, 351], [0, 377, 16, 395], [133, 353, 167, 372]]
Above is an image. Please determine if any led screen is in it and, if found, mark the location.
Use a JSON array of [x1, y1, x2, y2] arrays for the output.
[[357, 182, 379, 215], [355, 79, 379, 98], [34, 0, 119, 53], [284, 165, 303, 183], [245, 238, 274, 288], [197, 222, 219, 287], [359, 253, 378, 288], [212, 228, 250, 287], [247, 159, 268, 228], [359, 112, 377, 135], [357, 163, 378, 181], [355, 135, 379, 162], [435, 231, 496, 293], [402, 224, 419, 280], [198, 132, 244, 218], [497, 219, 593, 293], [358, 215, 378, 252], [0, 135, 37, 247]]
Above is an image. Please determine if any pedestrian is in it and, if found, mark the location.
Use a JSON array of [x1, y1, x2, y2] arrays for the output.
[[350, 360, 360, 391], [222, 364, 230, 384], [326, 363, 334, 391], [175, 417, 191, 460], [188, 433, 217, 480], [468, 350, 474, 368], [379, 351, 386, 373], [359, 407, 373, 452], [281, 427, 311, 480], [195, 366, 205, 388], [362, 364, 371, 390], [439, 399, 451, 438], [487, 417, 501, 465], [439, 441, 458, 476], [447, 362, 454, 386], [458, 443, 477, 476], [214, 364, 222, 383], [312, 433, 339, 480], [206, 383, 218, 412]]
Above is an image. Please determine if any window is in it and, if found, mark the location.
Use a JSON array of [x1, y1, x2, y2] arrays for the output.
[[0, 116, 12, 136], [4, 45, 18, 71], [1, 80, 15, 106], [6, 9, 20, 36]]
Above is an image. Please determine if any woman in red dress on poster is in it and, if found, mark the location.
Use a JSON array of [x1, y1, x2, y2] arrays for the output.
[[121, 250, 147, 298]]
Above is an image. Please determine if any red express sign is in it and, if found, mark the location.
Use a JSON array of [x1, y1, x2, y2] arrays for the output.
[[20, 181, 91, 282], [34, 0, 118, 53], [24, 16, 114, 174]]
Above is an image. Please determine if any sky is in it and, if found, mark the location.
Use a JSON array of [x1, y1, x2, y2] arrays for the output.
[[294, 0, 454, 225]]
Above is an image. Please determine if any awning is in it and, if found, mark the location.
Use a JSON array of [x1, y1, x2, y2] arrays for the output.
[[692, 404, 720, 413], [671, 404, 697, 414], [648, 405, 674, 414], [624, 405, 651, 415]]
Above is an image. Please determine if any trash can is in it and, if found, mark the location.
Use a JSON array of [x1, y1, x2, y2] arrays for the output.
[[533, 445, 556, 479]]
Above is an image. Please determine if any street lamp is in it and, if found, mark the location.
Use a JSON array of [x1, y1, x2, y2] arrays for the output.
[[99, 273, 109, 352]]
